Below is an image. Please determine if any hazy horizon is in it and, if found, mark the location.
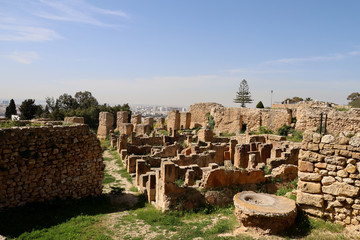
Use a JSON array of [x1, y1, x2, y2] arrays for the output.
[[1, 1, 359, 108]]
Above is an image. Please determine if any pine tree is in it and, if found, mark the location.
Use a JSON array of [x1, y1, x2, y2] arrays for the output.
[[19, 99, 38, 120], [234, 79, 253, 107], [5, 99, 17, 119]]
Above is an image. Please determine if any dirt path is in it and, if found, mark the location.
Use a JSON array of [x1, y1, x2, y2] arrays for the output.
[[102, 150, 134, 194]]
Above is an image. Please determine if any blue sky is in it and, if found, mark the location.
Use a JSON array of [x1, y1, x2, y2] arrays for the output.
[[1, 0, 360, 107]]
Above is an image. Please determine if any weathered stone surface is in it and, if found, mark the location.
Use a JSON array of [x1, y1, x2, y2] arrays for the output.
[[346, 164, 357, 174], [325, 156, 346, 166], [297, 192, 324, 208], [298, 160, 314, 172], [322, 176, 336, 186], [64, 117, 84, 124], [322, 182, 360, 197], [298, 172, 322, 182], [321, 135, 335, 144], [350, 136, 360, 147], [0, 125, 104, 209], [337, 170, 349, 178], [189, 102, 224, 129], [298, 181, 321, 194], [234, 191, 297, 234], [270, 164, 297, 181]]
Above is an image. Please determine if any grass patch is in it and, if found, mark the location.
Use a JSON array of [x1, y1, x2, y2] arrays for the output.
[[130, 186, 139, 192], [158, 129, 169, 136], [16, 215, 110, 240], [0, 195, 124, 238], [275, 178, 298, 200], [335, 107, 350, 112], [103, 172, 116, 184]]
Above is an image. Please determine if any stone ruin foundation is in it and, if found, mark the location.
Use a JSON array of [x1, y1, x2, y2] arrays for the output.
[[233, 191, 297, 234], [102, 110, 301, 213]]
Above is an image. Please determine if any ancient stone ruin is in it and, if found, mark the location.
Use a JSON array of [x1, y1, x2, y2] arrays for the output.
[[0, 123, 104, 208], [101, 109, 300, 213], [297, 130, 360, 226], [233, 191, 297, 233]]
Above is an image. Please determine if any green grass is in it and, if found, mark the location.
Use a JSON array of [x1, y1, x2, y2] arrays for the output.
[[116, 204, 239, 240], [0, 195, 126, 238], [103, 172, 116, 184], [130, 186, 139, 192], [158, 129, 169, 136], [334, 107, 350, 112], [275, 178, 298, 200], [16, 215, 110, 240]]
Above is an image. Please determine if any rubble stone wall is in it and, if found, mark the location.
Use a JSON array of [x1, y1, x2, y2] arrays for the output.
[[297, 131, 360, 225], [0, 125, 104, 209], [295, 107, 360, 135]]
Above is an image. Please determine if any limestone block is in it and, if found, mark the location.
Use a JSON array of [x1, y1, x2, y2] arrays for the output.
[[313, 133, 321, 143], [298, 172, 322, 182], [64, 117, 84, 124], [337, 170, 349, 178], [303, 130, 314, 142], [298, 160, 314, 172], [299, 205, 324, 217], [322, 182, 360, 197], [346, 164, 357, 174], [325, 156, 346, 166], [350, 136, 360, 147], [308, 143, 319, 151], [270, 164, 298, 181], [321, 135, 335, 144], [297, 192, 324, 208], [298, 180, 321, 194], [315, 162, 327, 169], [322, 176, 335, 186]]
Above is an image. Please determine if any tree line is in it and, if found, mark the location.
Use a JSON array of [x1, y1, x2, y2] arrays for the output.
[[5, 91, 131, 130]]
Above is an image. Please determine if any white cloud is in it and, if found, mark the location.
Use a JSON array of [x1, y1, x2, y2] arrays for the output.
[[33, 0, 129, 26], [0, 24, 60, 42], [4, 51, 40, 64], [265, 54, 345, 64]]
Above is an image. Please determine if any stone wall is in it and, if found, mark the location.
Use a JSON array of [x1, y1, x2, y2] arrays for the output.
[[295, 106, 360, 135], [296, 131, 360, 225], [189, 102, 224, 129], [0, 125, 104, 209]]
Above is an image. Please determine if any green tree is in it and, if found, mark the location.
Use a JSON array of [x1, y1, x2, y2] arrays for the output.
[[282, 96, 304, 104], [19, 99, 38, 120], [74, 91, 98, 108], [5, 99, 17, 119], [234, 79, 253, 107], [347, 92, 360, 108], [256, 101, 264, 108], [57, 93, 78, 110]]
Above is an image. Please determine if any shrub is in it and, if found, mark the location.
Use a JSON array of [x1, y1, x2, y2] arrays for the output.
[[256, 101, 264, 108], [277, 124, 292, 136], [258, 126, 273, 134]]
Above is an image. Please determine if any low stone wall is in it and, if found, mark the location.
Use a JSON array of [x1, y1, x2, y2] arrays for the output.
[[0, 125, 104, 208], [297, 131, 360, 225]]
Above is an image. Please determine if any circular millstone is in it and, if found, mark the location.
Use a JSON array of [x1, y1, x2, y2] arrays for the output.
[[233, 191, 297, 234]]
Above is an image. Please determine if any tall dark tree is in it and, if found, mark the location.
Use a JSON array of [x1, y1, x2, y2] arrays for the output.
[[234, 79, 253, 107], [19, 99, 38, 120], [5, 99, 17, 119]]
